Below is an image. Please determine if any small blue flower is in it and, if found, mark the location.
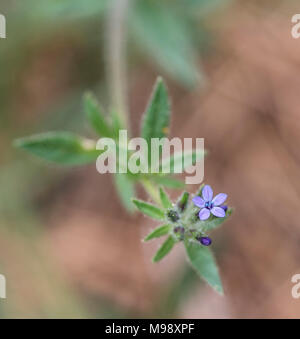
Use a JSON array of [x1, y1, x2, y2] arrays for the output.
[[192, 185, 227, 221]]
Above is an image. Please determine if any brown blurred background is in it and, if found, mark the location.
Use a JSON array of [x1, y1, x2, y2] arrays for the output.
[[0, 0, 300, 318]]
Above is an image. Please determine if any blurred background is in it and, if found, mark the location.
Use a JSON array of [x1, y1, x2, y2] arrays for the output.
[[0, 0, 300, 318]]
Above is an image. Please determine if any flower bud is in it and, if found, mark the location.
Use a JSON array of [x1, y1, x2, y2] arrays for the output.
[[196, 236, 212, 246], [167, 210, 180, 222]]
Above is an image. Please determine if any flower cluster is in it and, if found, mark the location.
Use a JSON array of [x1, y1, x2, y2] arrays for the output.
[[162, 184, 229, 247], [134, 183, 231, 293]]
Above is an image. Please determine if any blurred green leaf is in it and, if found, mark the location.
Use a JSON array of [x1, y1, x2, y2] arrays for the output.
[[141, 77, 170, 165], [132, 199, 165, 220], [14, 131, 99, 166], [22, 0, 109, 22], [184, 240, 223, 294], [144, 224, 171, 242], [161, 149, 206, 173], [152, 236, 175, 262], [84, 92, 113, 138], [150, 175, 185, 189], [180, 0, 230, 14], [113, 173, 135, 213], [130, 0, 201, 88], [156, 264, 198, 317], [159, 187, 172, 209], [111, 110, 123, 137]]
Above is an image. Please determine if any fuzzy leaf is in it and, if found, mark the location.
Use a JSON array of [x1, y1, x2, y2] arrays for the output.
[[152, 236, 175, 262], [84, 92, 113, 137], [159, 187, 172, 209], [132, 199, 165, 220], [185, 240, 223, 294], [141, 77, 170, 163], [14, 131, 100, 166], [113, 173, 135, 213], [144, 224, 171, 242]]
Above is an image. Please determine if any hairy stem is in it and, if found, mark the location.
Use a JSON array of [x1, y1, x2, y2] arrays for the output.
[[106, 0, 130, 132]]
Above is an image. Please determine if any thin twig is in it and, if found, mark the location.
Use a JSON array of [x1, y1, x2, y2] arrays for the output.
[[106, 0, 130, 132]]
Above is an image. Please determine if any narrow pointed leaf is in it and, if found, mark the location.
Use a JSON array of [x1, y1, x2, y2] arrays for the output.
[[152, 236, 175, 262], [141, 77, 170, 164], [159, 187, 172, 209], [144, 224, 171, 242], [184, 240, 223, 294], [114, 173, 135, 213], [132, 199, 165, 220], [14, 131, 100, 166], [177, 191, 189, 212], [84, 92, 113, 137]]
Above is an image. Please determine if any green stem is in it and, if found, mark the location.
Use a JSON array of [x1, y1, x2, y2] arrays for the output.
[[106, 0, 130, 132], [141, 180, 161, 206]]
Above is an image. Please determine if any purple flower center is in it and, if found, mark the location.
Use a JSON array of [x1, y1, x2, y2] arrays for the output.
[[205, 201, 213, 209]]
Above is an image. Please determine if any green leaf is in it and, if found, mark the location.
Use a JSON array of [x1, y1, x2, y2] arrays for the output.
[[161, 149, 206, 173], [130, 1, 201, 88], [159, 187, 172, 209], [132, 199, 165, 220], [150, 175, 185, 189], [14, 131, 100, 166], [152, 236, 176, 262], [84, 92, 113, 138], [144, 224, 171, 242], [113, 173, 135, 213], [184, 240, 223, 294], [141, 77, 170, 163], [177, 191, 189, 212]]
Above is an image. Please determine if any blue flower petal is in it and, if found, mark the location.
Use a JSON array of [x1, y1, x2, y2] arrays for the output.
[[199, 208, 210, 220], [212, 193, 227, 206], [211, 206, 226, 218], [202, 185, 213, 202], [192, 196, 205, 208]]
